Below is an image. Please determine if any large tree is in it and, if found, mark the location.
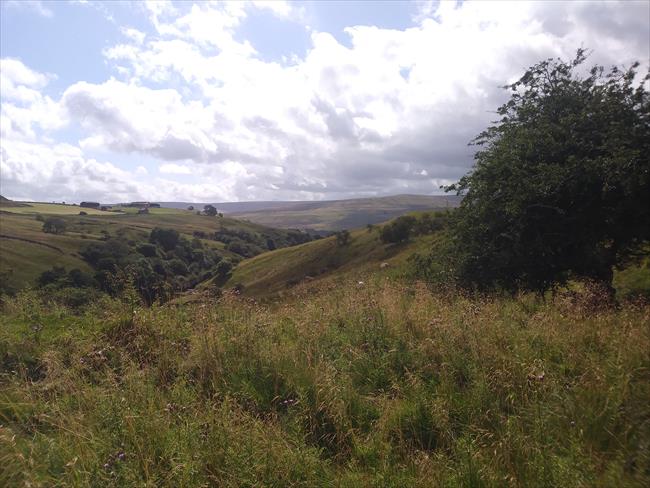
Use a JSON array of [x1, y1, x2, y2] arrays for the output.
[[446, 50, 649, 294]]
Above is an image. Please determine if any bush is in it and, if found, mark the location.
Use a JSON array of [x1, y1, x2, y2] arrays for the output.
[[149, 228, 180, 252], [335, 230, 351, 246], [42, 217, 66, 234], [213, 259, 233, 285], [380, 216, 416, 244], [136, 243, 158, 258], [168, 259, 189, 276], [67, 268, 95, 288], [37, 266, 67, 287]]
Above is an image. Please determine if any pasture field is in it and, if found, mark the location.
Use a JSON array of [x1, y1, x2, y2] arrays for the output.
[[0, 202, 109, 215]]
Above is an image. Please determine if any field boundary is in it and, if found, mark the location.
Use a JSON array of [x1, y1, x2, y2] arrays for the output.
[[0, 234, 65, 254]]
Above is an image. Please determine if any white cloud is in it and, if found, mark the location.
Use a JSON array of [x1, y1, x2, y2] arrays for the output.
[[86, 1, 648, 200], [1, 1, 648, 203], [0, 139, 143, 202], [159, 163, 191, 174], [121, 27, 146, 45], [0, 58, 67, 139]]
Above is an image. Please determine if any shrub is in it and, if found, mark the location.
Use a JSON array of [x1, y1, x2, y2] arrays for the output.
[[380, 216, 416, 244], [168, 259, 189, 276], [335, 230, 351, 246], [136, 243, 158, 258], [149, 228, 180, 251], [37, 266, 67, 287], [42, 217, 66, 234]]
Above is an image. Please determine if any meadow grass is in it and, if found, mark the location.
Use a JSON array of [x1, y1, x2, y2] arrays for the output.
[[224, 227, 437, 296], [1, 279, 648, 486]]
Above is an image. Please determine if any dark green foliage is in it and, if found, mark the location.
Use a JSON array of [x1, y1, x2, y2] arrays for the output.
[[213, 259, 233, 285], [36, 267, 100, 308], [67, 268, 96, 288], [38, 267, 95, 289], [226, 239, 262, 258], [136, 243, 158, 258], [78, 229, 226, 303], [446, 50, 650, 293], [168, 259, 188, 276], [213, 227, 311, 256], [380, 216, 416, 244], [81, 239, 130, 266], [149, 228, 180, 252], [285, 230, 313, 246], [42, 217, 66, 234], [37, 266, 67, 287], [414, 212, 448, 235], [335, 230, 351, 246], [203, 204, 218, 216], [0, 270, 16, 295]]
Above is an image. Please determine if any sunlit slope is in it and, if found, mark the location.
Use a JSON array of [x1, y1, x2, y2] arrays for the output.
[[0, 213, 94, 288], [0, 202, 108, 215], [221, 227, 437, 297]]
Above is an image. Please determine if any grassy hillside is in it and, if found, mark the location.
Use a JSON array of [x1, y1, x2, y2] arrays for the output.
[[229, 194, 460, 231], [0, 203, 313, 291], [0, 202, 108, 215], [1, 278, 648, 486], [213, 214, 650, 301], [221, 226, 433, 297], [0, 196, 31, 208]]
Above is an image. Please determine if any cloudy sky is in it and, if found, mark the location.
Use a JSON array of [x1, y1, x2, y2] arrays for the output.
[[1, 0, 648, 203]]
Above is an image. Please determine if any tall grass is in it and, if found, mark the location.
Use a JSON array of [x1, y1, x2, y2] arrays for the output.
[[1, 280, 648, 486]]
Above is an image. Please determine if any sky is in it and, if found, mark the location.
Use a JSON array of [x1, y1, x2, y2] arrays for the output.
[[0, 0, 648, 204]]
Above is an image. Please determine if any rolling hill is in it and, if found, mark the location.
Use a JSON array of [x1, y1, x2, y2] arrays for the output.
[[227, 194, 461, 231], [159, 194, 460, 231], [0, 202, 315, 291], [206, 213, 443, 298]]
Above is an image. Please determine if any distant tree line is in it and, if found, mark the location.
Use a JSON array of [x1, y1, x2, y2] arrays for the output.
[[38, 227, 232, 305]]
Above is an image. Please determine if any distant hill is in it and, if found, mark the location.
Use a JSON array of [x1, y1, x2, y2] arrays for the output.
[[159, 201, 307, 213], [162, 194, 461, 231], [0, 195, 31, 208]]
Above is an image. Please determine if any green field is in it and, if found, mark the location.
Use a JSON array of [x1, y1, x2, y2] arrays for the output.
[[0, 202, 110, 215]]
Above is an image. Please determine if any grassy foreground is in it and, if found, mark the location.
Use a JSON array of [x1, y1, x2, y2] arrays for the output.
[[1, 279, 648, 487]]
